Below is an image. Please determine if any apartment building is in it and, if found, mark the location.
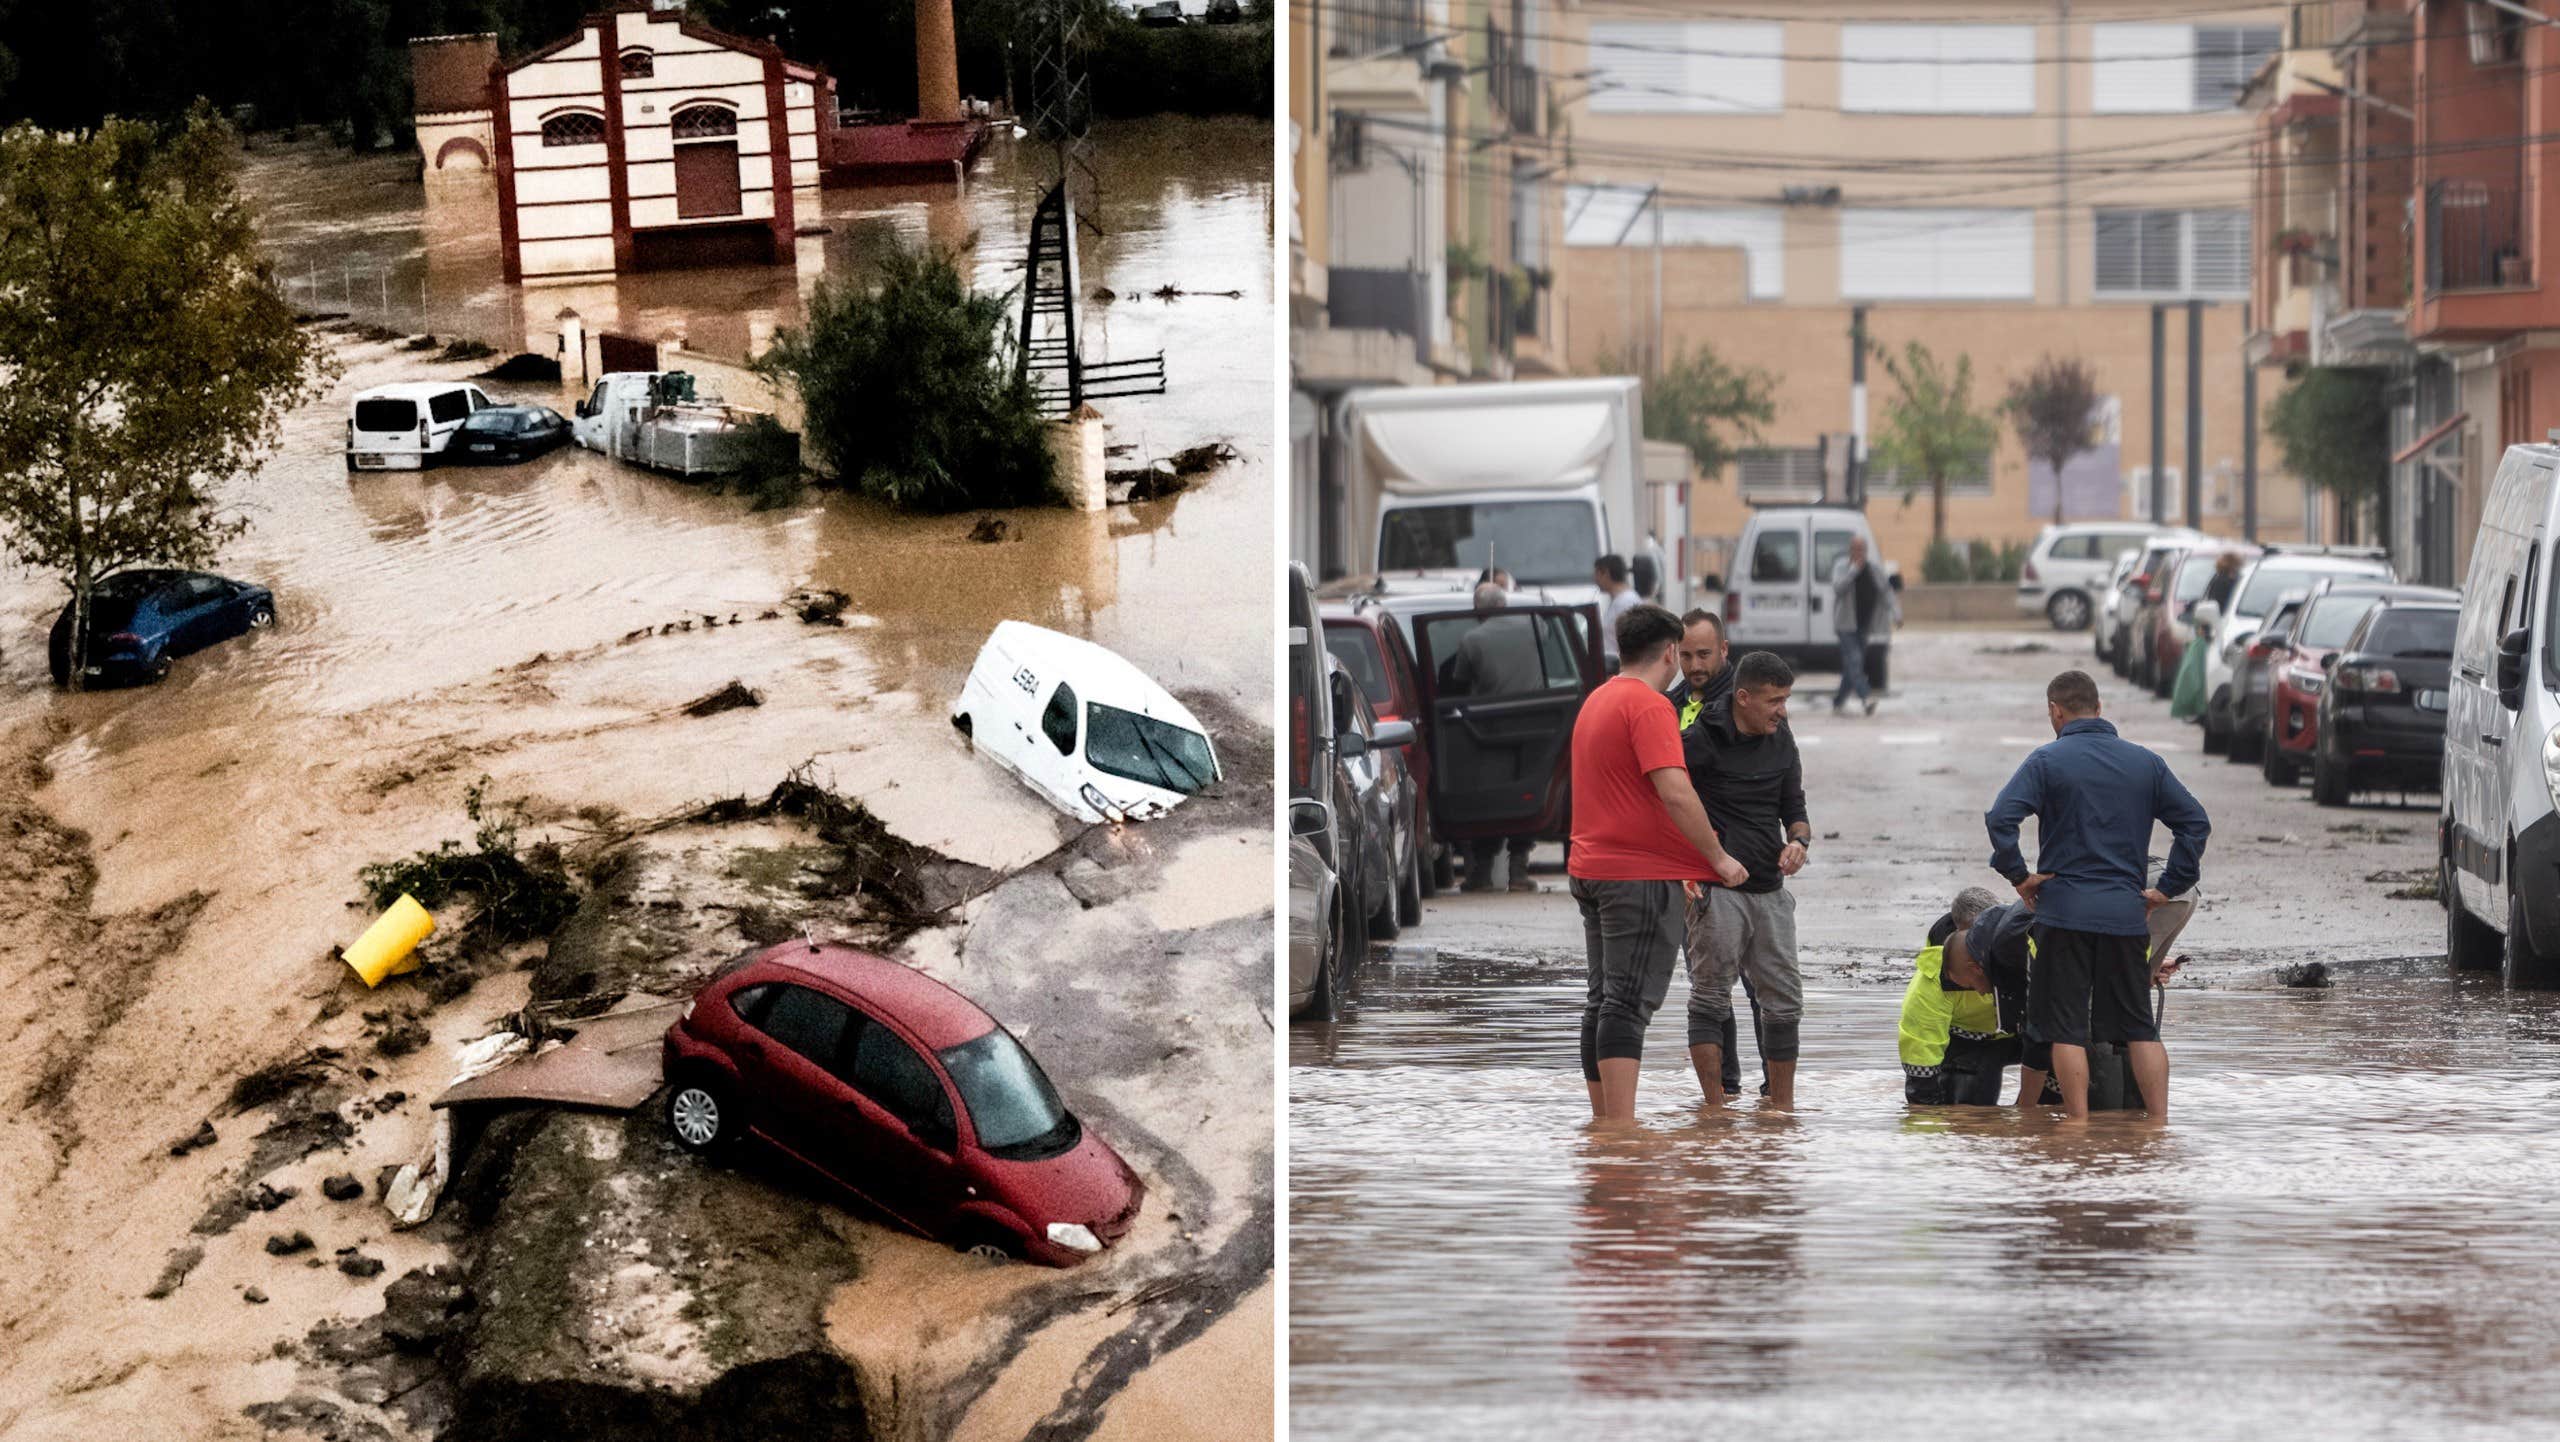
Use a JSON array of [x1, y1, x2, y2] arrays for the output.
[[1550, 1, 2305, 577], [1289, 0, 1558, 572]]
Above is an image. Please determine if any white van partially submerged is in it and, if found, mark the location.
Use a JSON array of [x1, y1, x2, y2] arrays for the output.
[[953, 622, 1220, 824], [2443, 439, 2560, 988], [347, 381, 493, 470]]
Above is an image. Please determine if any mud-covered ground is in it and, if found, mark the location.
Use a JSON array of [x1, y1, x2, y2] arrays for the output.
[[1289, 628, 2559, 1441], [0, 328, 1271, 1437]]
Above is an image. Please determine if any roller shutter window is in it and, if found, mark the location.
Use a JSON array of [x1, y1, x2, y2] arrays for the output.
[[2192, 26, 2282, 108], [1839, 24, 2034, 114], [2090, 23, 2193, 113], [1587, 22, 1782, 114], [2094, 208, 2251, 296], [1839, 209, 2034, 300]]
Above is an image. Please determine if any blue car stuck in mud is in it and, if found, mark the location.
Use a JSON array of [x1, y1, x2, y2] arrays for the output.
[[47, 568, 275, 687]]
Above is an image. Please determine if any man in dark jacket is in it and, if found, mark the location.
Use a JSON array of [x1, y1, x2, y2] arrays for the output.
[[1682, 651, 1811, 1109], [1985, 669, 2210, 1119]]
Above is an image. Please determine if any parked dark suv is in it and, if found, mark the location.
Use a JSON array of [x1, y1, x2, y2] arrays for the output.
[[662, 941, 1143, 1266], [2311, 597, 2462, 806]]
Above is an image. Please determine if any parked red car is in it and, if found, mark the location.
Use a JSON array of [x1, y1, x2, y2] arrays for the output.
[[1323, 600, 1444, 894], [662, 941, 1142, 1266], [2260, 583, 2456, 786]]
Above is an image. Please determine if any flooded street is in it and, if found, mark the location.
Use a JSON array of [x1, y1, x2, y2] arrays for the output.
[[0, 114, 1270, 1442], [1290, 630, 2560, 1440]]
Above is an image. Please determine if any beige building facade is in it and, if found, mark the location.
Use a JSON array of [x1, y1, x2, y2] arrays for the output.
[[1548, 0, 2310, 578]]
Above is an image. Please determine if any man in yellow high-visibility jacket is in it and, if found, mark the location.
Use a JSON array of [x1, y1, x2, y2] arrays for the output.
[[1900, 888, 2049, 1106]]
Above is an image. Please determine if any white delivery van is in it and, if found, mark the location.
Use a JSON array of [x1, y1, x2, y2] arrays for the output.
[[953, 621, 1221, 824], [2442, 440, 2560, 988], [1724, 506, 1899, 685], [347, 381, 492, 470], [2020, 522, 2192, 631], [1339, 378, 1656, 611]]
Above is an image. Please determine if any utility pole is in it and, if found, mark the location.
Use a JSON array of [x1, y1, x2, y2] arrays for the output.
[[1849, 306, 1869, 507], [1651, 185, 1665, 374], [2185, 298, 2205, 530], [2242, 302, 2259, 541], [2149, 303, 2167, 524]]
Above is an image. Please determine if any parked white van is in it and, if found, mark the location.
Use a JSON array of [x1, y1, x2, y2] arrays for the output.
[[1723, 506, 1899, 685], [953, 621, 1220, 824], [2019, 522, 2190, 631], [347, 381, 493, 470], [2443, 441, 2560, 987]]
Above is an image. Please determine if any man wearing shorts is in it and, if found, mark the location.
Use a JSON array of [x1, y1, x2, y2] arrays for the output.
[[1681, 651, 1809, 1110], [1985, 670, 2210, 1119], [1569, 603, 1750, 1122]]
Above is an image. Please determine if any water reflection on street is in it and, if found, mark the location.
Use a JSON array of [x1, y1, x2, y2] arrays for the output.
[[1291, 952, 2560, 1440]]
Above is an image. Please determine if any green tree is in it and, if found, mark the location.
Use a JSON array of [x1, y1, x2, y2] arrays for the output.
[[1600, 341, 1777, 481], [2267, 366, 2388, 533], [0, 112, 332, 689], [2002, 354, 2103, 528], [757, 240, 1056, 512], [1870, 340, 1999, 547]]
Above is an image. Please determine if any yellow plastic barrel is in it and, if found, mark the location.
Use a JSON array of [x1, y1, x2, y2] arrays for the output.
[[346, 894, 435, 988]]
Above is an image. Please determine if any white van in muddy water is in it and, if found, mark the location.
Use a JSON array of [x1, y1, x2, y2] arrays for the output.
[[954, 622, 1221, 824], [346, 381, 492, 470], [2443, 439, 2560, 987]]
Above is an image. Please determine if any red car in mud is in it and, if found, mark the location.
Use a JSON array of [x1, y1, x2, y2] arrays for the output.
[[662, 941, 1143, 1266]]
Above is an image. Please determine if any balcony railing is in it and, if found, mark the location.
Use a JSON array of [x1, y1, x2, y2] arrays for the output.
[[2425, 179, 2530, 293], [1327, 267, 1432, 364], [1484, 19, 1540, 136], [1332, 0, 1429, 60]]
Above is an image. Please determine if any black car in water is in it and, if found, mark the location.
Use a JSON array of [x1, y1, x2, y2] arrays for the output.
[[48, 568, 275, 687], [2310, 596, 2461, 806], [447, 405, 571, 464]]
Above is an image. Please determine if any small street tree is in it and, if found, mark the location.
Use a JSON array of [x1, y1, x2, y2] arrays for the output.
[[0, 112, 331, 689], [1599, 341, 1777, 481], [2003, 355, 2104, 528], [1869, 340, 1999, 547], [2266, 366, 2388, 541]]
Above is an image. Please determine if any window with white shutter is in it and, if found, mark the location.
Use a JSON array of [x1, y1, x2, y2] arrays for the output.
[[1588, 22, 1782, 114], [2093, 208, 2251, 296], [1739, 447, 1825, 497], [2091, 23, 2194, 113], [1840, 24, 2035, 114], [1839, 209, 2034, 300], [2191, 25, 2281, 109], [1563, 187, 1784, 300]]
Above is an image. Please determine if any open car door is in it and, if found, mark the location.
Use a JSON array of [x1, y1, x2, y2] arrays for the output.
[[1409, 603, 1603, 843]]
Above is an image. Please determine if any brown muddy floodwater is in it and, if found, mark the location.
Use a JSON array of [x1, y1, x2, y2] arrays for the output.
[[1291, 954, 2560, 1440]]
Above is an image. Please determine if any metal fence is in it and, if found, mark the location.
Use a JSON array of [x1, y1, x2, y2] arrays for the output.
[[277, 253, 517, 354], [2424, 179, 2529, 294]]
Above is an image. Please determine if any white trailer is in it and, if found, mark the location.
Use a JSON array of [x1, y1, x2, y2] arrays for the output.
[[1338, 377, 1679, 612], [571, 371, 775, 477]]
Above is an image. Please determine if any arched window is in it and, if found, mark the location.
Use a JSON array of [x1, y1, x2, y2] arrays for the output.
[[671, 104, 739, 140], [540, 110, 606, 147], [618, 48, 654, 79]]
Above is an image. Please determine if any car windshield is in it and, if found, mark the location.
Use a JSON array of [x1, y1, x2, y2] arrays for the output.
[[354, 398, 418, 431], [2364, 607, 2459, 658], [938, 1028, 1078, 1158], [2174, 558, 2220, 603], [461, 410, 519, 433], [1085, 703, 1217, 794], [2237, 562, 2387, 618], [1378, 500, 1596, 587], [1324, 624, 1392, 705], [2299, 596, 2379, 650]]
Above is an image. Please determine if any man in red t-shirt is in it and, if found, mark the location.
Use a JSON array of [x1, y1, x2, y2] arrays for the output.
[[1569, 602, 1750, 1121]]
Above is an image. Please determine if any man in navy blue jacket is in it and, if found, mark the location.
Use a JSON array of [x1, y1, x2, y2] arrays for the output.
[[1985, 669, 2210, 1120]]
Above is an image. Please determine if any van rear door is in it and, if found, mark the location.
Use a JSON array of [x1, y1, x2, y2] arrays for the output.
[[1730, 516, 1809, 650], [1409, 603, 1601, 843], [1811, 523, 1862, 636], [2448, 450, 2547, 919]]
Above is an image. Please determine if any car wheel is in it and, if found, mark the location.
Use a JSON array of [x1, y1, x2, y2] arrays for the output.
[[2261, 737, 2298, 787], [2446, 852, 2501, 972], [2151, 660, 2175, 700], [2505, 883, 2560, 990], [1396, 835, 1423, 927], [2047, 590, 2091, 631], [2227, 721, 2259, 765], [2310, 747, 2351, 807], [2200, 714, 2227, 757], [665, 1073, 741, 1156], [1307, 892, 1346, 1022], [960, 1228, 1021, 1263], [1368, 859, 1401, 941], [248, 605, 275, 629]]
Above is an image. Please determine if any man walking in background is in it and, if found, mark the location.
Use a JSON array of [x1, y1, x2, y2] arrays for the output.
[[1570, 604, 1749, 1122], [1594, 554, 1637, 668], [1985, 670, 2211, 1120], [1681, 652, 1810, 1110], [1667, 609, 1731, 731], [1830, 536, 1898, 715]]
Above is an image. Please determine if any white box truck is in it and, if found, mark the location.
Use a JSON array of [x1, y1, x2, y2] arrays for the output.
[[1338, 377, 1680, 612]]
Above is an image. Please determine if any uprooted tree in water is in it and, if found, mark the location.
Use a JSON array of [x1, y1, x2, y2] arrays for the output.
[[755, 239, 1058, 513], [0, 110, 332, 689]]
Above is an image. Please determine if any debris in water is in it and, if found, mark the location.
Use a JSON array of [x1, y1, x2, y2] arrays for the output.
[[439, 337, 498, 362], [144, 1246, 204, 1300], [376, 1017, 431, 1058], [265, 1230, 316, 1257], [966, 515, 1012, 544], [1150, 284, 1245, 300], [168, 1119, 218, 1157], [474, 351, 563, 383], [243, 1287, 268, 1305], [401, 334, 440, 352], [227, 1049, 342, 1114], [1107, 441, 1239, 504], [337, 1252, 386, 1279], [2278, 962, 2333, 989], [1976, 639, 2050, 655], [1092, 286, 1117, 302], [681, 681, 764, 719], [791, 588, 850, 627], [322, 1173, 366, 1202]]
